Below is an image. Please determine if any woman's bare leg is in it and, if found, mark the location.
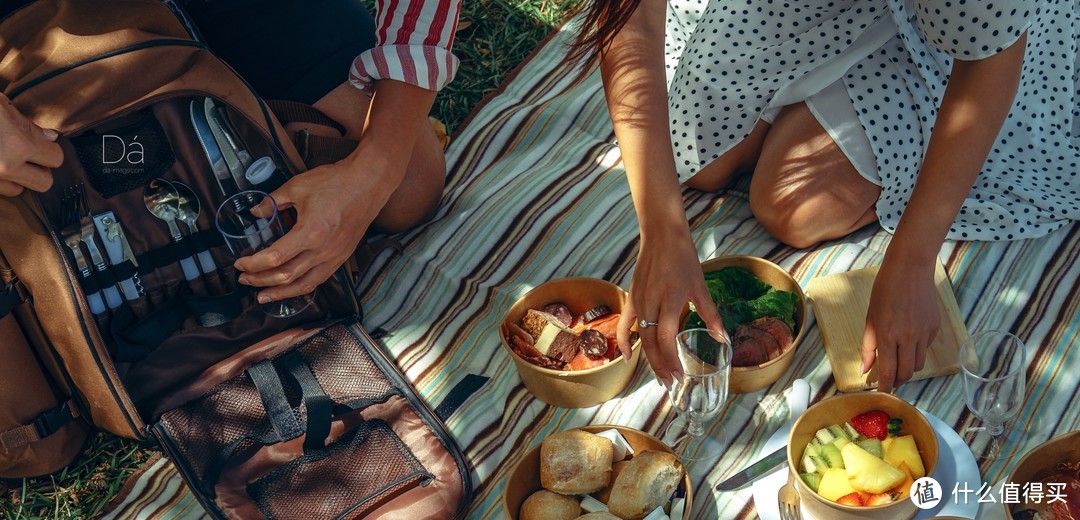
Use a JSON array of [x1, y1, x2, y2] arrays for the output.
[[684, 120, 771, 192], [747, 102, 880, 248]]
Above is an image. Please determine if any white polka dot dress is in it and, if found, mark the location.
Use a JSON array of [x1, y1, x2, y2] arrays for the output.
[[665, 0, 1080, 241]]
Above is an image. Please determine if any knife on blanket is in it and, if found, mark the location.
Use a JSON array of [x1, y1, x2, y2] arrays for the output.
[[716, 379, 811, 491]]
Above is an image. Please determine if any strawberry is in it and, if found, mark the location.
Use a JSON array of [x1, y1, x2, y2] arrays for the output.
[[836, 492, 865, 506], [850, 410, 891, 440], [864, 493, 893, 506]]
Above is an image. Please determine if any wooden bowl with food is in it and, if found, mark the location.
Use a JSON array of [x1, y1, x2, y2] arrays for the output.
[[682, 256, 806, 393], [1004, 430, 1080, 519], [788, 392, 938, 520], [500, 278, 642, 408], [502, 425, 692, 520]]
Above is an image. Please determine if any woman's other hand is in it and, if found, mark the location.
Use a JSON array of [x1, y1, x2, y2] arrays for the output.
[[860, 257, 940, 392]]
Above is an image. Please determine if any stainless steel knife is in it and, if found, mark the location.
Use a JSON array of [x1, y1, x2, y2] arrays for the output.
[[204, 98, 249, 192], [190, 100, 236, 199], [716, 379, 811, 491]]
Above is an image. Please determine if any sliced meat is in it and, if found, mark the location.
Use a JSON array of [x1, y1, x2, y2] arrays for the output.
[[582, 305, 613, 324], [547, 331, 584, 363], [731, 324, 776, 367], [543, 302, 573, 327], [750, 316, 794, 355], [580, 329, 608, 358]]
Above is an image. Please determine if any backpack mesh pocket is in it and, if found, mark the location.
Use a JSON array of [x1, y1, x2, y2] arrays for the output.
[[156, 372, 277, 483], [296, 325, 395, 406], [248, 418, 433, 520]]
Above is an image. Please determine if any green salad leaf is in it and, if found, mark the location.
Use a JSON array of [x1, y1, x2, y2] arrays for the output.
[[684, 266, 799, 333]]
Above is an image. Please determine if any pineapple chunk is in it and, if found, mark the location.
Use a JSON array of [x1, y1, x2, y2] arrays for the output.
[[889, 462, 916, 500], [840, 443, 906, 494], [884, 435, 926, 479], [816, 468, 856, 501]]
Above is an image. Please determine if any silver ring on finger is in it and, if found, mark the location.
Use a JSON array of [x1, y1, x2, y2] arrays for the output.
[[638, 318, 659, 329]]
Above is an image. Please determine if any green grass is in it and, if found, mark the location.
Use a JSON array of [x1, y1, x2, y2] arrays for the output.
[[1, 1, 571, 518]]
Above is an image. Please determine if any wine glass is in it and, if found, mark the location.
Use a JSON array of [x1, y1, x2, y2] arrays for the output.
[[959, 329, 1026, 460], [215, 190, 313, 318], [665, 328, 732, 462]]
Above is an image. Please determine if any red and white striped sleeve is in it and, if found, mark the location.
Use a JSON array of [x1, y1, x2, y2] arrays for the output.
[[348, 0, 462, 93]]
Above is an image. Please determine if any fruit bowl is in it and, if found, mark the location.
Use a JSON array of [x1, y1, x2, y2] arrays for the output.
[[499, 278, 642, 408], [787, 392, 939, 520], [686, 256, 807, 394], [502, 425, 692, 520]]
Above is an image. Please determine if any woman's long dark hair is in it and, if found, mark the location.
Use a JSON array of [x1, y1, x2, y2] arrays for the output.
[[567, 0, 644, 63]]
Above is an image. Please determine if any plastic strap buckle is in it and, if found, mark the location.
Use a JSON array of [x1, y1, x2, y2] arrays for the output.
[[33, 401, 75, 439], [0, 279, 26, 319]]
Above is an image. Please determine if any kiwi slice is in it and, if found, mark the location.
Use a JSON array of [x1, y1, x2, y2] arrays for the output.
[[820, 443, 845, 469], [800, 472, 823, 492], [801, 443, 825, 474], [832, 438, 850, 450], [814, 426, 838, 445], [857, 438, 884, 458], [844, 422, 865, 442], [827, 424, 851, 442]]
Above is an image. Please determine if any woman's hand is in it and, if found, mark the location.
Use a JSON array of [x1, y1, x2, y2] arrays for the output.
[[860, 257, 940, 392], [0, 94, 62, 197], [617, 222, 725, 387]]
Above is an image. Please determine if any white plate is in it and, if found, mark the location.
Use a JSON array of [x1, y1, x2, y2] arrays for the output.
[[750, 408, 981, 519]]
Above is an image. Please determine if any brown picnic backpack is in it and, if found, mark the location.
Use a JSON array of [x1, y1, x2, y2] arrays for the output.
[[0, 1, 473, 517]]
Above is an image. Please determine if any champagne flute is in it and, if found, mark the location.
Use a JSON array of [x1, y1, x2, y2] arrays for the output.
[[665, 328, 733, 462], [215, 190, 313, 318], [959, 330, 1026, 460]]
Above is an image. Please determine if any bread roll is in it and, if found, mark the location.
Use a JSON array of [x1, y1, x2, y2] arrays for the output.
[[540, 430, 614, 494], [520, 489, 581, 520], [576, 513, 621, 520], [607, 450, 683, 520], [593, 459, 630, 504]]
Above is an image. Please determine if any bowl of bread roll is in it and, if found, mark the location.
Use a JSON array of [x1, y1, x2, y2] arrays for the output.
[[502, 425, 691, 520], [500, 278, 642, 408]]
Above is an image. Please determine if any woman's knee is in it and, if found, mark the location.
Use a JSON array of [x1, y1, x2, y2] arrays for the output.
[[748, 188, 821, 249]]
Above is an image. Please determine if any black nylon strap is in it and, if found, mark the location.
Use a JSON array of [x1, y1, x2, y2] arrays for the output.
[[434, 374, 490, 423], [247, 360, 302, 442], [280, 351, 332, 453], [135, 230, 224, 276]]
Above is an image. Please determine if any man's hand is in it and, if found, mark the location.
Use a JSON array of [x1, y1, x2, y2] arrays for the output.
[[232, 79, 441, 302], [233, 154, 399, 302], [0, 94, 62, 197]]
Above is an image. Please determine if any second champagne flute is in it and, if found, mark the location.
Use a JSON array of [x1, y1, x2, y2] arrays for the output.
[[665, 328, 733, 463], [215, 190, 313, 318], [959, 329, 1026, 460]]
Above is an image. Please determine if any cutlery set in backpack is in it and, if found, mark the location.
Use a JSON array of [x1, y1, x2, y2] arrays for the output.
[[39, 97, 299, 362], [1, 3, 472, 517]]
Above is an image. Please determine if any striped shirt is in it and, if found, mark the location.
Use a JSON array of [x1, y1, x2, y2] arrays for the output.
[[349, 0, 462, 93]]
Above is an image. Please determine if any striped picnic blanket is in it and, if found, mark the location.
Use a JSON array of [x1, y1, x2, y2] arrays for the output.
[[102, 24, 1080, 520]]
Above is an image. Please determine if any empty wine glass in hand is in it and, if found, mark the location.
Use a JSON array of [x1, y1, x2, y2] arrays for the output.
[[665, 328, 732, 462], [215, 190, 313, 318], [959, 329, 1026, 460]]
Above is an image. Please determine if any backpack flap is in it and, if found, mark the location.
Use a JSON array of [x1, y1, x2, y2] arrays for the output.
[[149, 317, 472, 520]]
